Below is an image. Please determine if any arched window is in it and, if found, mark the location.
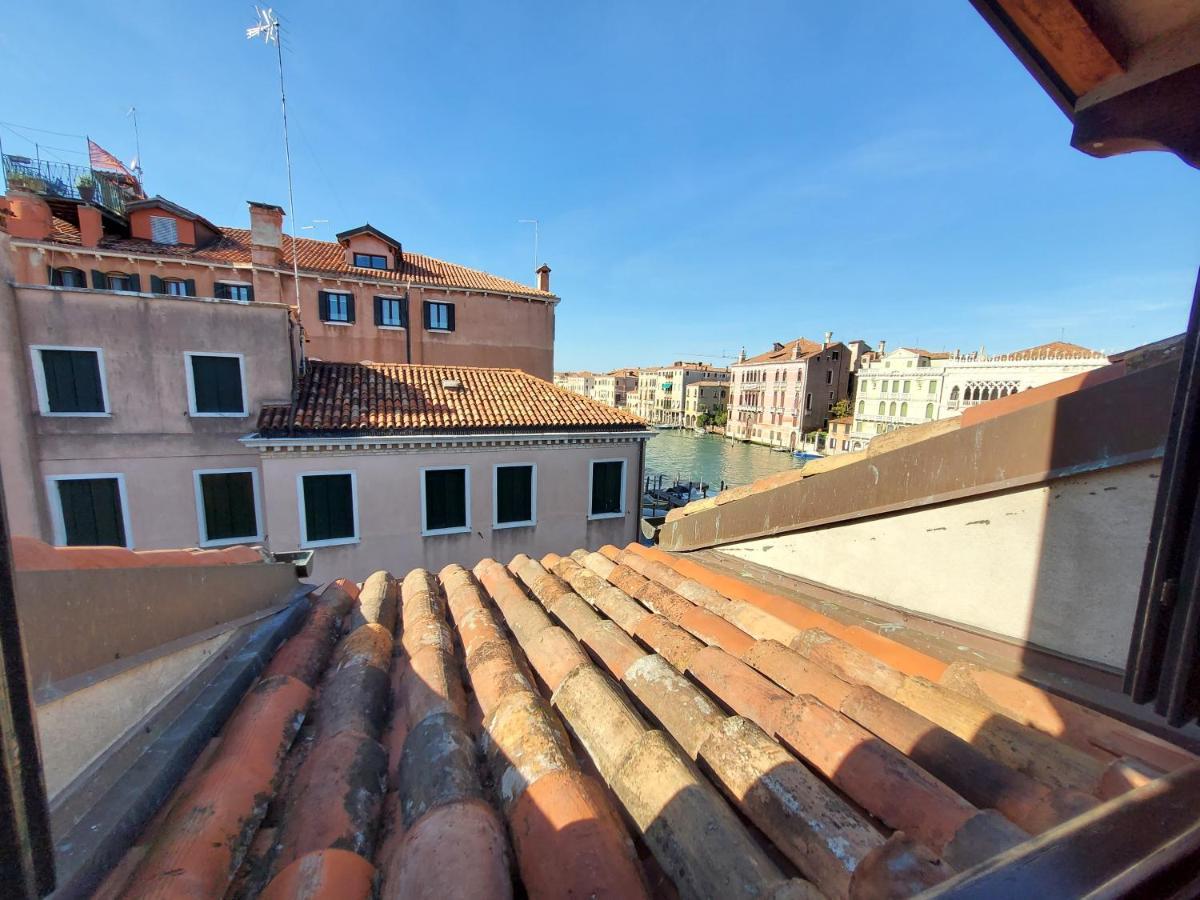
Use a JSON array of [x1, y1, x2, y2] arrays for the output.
[[949, 386, 959, 401], [990, 386, 999, 401], [106, 272, 133, 291], [889, 401, 897, 416], [857, 400, 864, 414], [925, 403, 934, 419], [900, 402, 908, 416], [878, 401, 885, 415]]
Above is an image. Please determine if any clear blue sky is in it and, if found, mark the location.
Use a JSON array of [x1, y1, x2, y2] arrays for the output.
[[4, 2, 1197, 370]]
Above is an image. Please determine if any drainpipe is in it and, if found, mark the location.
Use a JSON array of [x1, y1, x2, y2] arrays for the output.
[[404, 283, 412, 364]]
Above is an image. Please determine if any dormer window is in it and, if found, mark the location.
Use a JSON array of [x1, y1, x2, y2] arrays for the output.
[[353, 253, 388, 270]]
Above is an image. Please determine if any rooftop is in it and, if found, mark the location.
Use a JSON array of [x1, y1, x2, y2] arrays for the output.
[[78, 544, 1198, 898], [33, 216, 556, 300], [254, 361, 648, 437], [741, 337, 825, 365]]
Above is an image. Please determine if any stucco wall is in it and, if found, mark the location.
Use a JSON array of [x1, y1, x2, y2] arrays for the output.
[[258, 439, 645, 582], [718, 459, 1159, 669]]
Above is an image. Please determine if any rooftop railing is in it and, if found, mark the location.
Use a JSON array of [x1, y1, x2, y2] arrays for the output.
[[2, 154, 137, 217]]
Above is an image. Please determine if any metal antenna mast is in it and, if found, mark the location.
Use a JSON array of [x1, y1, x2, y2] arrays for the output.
[[125, 106, 143, 181], [247, 7, 303, 323], [519, 218, 539, 279]]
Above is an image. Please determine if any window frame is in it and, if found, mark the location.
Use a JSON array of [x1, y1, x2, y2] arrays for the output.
[[297, 470, 360, 548], [492, 463, 537, 530], [420, 465, 472, 536], [587, 458, 627, 521], [163, 278, 190, 297], [46, 472, 132, 549], [184, 351, 248, 418], [376, 295, 407, 330], [106, 272, 133, 292], [51, 267, 87, 288], [192, 467, 263, 547], [214, 281, 253, 303], [321, 290, 354, 325], [30, 344, 111, 418], [425, 300, 454, 332], [353, 252, 389, 270]]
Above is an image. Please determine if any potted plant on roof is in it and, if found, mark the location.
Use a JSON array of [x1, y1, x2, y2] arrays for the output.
[[76, 173, 96, 203]]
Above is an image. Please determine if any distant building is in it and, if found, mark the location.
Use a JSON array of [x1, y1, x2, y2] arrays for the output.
[[727, 333, 856, 448], [848, 341, 1110, 450], [593, 369, 639, 408], [684, 381, 729, 428], [650, 363, 730, 427]]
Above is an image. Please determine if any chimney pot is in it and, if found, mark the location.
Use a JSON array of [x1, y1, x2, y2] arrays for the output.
[[877, 339, 887, 356], [78, 205, 103, 248], [536, 263, 551, 292]]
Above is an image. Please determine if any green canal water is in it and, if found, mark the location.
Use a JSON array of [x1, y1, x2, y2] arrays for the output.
[[643, 430, 804, 495]]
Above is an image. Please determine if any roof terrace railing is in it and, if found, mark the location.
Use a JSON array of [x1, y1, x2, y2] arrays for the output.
[[2, 154, 135, 217]]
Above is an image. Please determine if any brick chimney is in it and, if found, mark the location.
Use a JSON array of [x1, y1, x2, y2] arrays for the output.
[[791, 342, 801, 361], [536, 263, 551, 292], [78, 205, 103, 248], [248, 201, 284, 266], [3, 191, 52, 241]]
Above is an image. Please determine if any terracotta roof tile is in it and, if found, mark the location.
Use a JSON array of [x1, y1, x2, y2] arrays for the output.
[[741, 337, 825, 365], [256, 361, 648, 436], [1004, 340, 1104, 359], [41, 218, 555, 299], [94, 542, 1195, 898]]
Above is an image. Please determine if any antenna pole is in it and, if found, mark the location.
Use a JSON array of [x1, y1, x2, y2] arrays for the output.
[[127, 106, 143, 180], [273, 28, 304, 327]]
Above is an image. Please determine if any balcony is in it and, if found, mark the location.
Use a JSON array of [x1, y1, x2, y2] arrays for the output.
[[3, 154, 140, 217]]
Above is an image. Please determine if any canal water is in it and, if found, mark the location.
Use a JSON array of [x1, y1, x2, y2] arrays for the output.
[[643, 430, 803, 495]]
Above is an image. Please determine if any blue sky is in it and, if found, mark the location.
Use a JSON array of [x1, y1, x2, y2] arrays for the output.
[[4, 1, 1197, 370]]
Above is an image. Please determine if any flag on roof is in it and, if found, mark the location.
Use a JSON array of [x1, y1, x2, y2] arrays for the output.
[[88, 139, 135, 178]]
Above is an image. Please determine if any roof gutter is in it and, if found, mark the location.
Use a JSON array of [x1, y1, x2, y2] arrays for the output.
[[241, 428, 655, 450]]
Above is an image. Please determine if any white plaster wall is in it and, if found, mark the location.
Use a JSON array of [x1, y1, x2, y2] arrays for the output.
[[37, 630, 233, 799], [259, 440, 645, 583], [720, 460, 1160, 668]]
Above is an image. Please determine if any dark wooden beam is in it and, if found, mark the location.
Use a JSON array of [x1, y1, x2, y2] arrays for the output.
[[1072, 63, 1200, 170]]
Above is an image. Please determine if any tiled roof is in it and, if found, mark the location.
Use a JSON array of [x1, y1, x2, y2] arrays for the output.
[[94, 545, 1196, 898], [39, 217, 556, 299], [10, 536, 262, 571], [742, 338, 824, 365], [898, 347, 951, 358], [255, 362, 648, 436], [1004, 340, 1103, 359]]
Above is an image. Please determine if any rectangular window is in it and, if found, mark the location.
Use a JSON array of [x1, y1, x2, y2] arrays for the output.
[[494, 464, 535, 528], [186, 353, 246, 416], [425, 301, 454, 331], [589, 460, 625, 518], [422, 467, 470, 535], [164, 279, 190, 296], [195, 469, 259, 545], [375, 296, 406, 328], [300, 472, 358, 545], [215, 282, 253, 302], [319, 291, 354, 323], [150, 216, 179, 244], [805, 393, 813, 412], [50, 267, 86, 288], [50, 475, 129, 547], [33, 346, 108, 415], [353, 253, 388, 270], [832, 350, 840, 360], [108, 273, 132, 291], [825, 370, 833, 384]]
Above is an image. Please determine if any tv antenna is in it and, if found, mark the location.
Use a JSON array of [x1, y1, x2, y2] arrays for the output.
[[246, 6, 303, 319], [301, 218, 329, 231], [125, 106, 143, 181]]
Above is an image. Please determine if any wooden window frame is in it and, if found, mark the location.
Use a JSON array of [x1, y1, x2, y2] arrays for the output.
[[30, 344, 111, 417], [493, 463, 537, 529], [193, 467, 263, 547], [45, 472, 132, 549], [184, 352, 248, 418], [297, 470, 360, 548], [420, 466, 472, 536]]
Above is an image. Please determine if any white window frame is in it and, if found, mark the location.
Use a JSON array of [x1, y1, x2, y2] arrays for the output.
[[30, 344, 111, 417], [184, 351, 248, 418], [193, 467, 264, 547], [587, 458, 627, 520], [378, 295, 406, 329], [297, 470, 360, 548], [420, 465, 472, 536], [325, 291, 352, 323], [46, 472, 133, 549], [492, 463, 537, 530], [426, 301, 452, 332], [214, 281, 252, 303]]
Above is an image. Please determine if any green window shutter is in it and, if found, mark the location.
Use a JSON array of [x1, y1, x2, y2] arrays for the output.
[[200, 472, 257, 541], [191, 356, 243, 414], [128, 274, 141, 293], [58, 478, 125, 546], [318, 291, 330, 321], [150, 275, 164, 294], [303, 474, 355, 542], [91, 270, 107, 289], [48, 266, 60, 286], [346, 295, 356, 323], [591, 461, 623, 515], [184, 278, 196, 297], [423, 301, 432, 329], [374, 297, 383, 325], [244, 283, 255, 302], [496, 466, 532, 524], [424, 469, 467, 531], [41, 349, 104, 413], [446, 303, 455, 331]]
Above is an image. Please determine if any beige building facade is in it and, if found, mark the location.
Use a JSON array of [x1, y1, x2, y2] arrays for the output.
[[683, 381, 729, 427]]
